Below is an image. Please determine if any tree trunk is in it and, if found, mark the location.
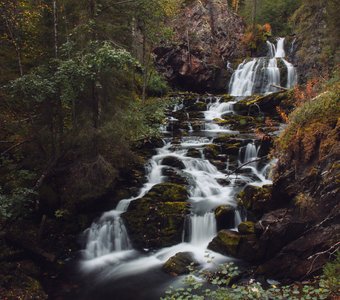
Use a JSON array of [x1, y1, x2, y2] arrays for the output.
[[252, 0, 257, 34], [4, 18, 23, 76], [92, 81, 99, 155], [53, 0, 58, 58], [142, 33, 147, 102]]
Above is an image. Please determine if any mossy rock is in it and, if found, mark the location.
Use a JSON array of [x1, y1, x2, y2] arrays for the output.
[[122, 199, 189, 249], [219, 94, 235, 102], [237, 91, 294, 113], [210, 159, 227, 170], [162, 252, 198, 275], [145, 182, 189, 203], [220, 143, 241, 156], [191, 120, 205, 131], [222, 114, 259, 129], [203, 144, 221, 159], [188, 101, 207, 111], [162, 168, 189, 185], [238, 221, 255, 234], [208, 229, 262, 261], [215, 205, 235, 230], [213, 134, 238, 144], [237, 185, 273, 218], [186, 148, 202, 158], [208, 230, 242, 257]]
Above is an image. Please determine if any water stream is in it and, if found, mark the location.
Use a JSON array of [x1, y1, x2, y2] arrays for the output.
[[77, 37, 295, 299]]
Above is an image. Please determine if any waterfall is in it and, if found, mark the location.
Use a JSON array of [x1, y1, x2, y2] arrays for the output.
[[229, 37, 297, 96], [83, 159, 164, 259], [189, 213, 217, 246], [282, 58, 298, 88]]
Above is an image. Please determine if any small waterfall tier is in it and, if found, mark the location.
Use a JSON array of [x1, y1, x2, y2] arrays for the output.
[[229, 37, 297, 96]]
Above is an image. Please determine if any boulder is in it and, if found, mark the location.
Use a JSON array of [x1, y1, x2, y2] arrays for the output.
[[187, 101, 207, 111], [161, 156, 186, 169], [237, 185, 273, 218], [123, 198, 189, 249], [238, 221, 255, 234], [146, 183, 189, 203], [186, 148, 202, 158], [215, 205, 235, 230], [162, 168, 189, 185], [203, 144, 221, 159], [162, 252, 198, 275], [208, 229, 262, 262], [208, 230, 241, 257]]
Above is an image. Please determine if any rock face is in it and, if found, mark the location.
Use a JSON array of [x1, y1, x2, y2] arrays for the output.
[[154, 1, 245, 92]]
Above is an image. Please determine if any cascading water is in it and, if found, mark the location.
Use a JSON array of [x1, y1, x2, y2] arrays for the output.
[[77, 40, 287, 300], [229, 37, 297, 96]]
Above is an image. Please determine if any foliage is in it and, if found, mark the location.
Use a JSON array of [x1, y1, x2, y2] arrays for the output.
[[0, 188, 36, 223], [163, 260, 337, 300], [290, 0, 340, 78], [146, 71, 170, 97], [241, 23, 271, 52], [239, 0, 301, 36], [274, 73, 340, 173]]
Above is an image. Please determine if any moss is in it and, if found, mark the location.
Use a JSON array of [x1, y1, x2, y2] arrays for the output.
[[237, 185, 272, 217], [208, 230, 242, 257], [203, 144, 220, 158], [276, 81, 340, 168], [146, 182, 189, 202], [122, 197, 189, 249], [213, 134, 238, 143], [238, 221, 255, 234]]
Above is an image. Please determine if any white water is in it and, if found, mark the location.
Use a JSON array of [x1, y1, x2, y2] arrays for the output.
[[229, 37, 297, 96], [80, 37, 283, 296]]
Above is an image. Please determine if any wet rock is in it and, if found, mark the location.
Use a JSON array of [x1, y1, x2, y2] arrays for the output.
[[191, 120, 205, 131], [210, 159, 226, 170], [213, 134, 238, 144], [189, 111, 205, 119], [161, 156, 186, 169], [238, 221, 255, 234], [162, 168, 189, 186], [208, 229, 262, 262], [187, 101, 207, 111], [208, 230, 241, 257], [216, 178, 231, 186], [146, 182, 189, 203], [215, 205, 235, 230], [123, 197, 189, 249], [237, 91, 294, 114], [237, 185, 273, 218], [162, 252, 198, 275], [186, 148, 202, 158], [203, 144, 221, 159]]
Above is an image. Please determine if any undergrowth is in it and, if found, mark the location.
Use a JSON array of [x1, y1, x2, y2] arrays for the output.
[[162, 252, 340, 300]]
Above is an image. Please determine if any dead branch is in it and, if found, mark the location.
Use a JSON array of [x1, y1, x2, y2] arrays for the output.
[[306, 241, 340, 276], [271, 84, 288, 91], [0, 140, 29, 156], [226, 155, 269, 177]]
